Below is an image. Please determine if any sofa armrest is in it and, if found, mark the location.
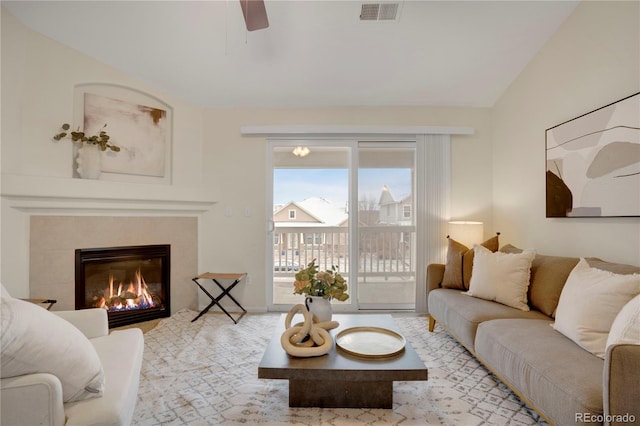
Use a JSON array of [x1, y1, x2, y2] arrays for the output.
[[54, 308, 108, 339], [426, 263, 445, 332], [1, 373, 66, 426], [426, 263, 445, 295], [603, 343, 640, 425]]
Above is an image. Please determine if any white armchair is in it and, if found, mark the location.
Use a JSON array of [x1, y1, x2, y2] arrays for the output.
[[1, 305, 144, 426]]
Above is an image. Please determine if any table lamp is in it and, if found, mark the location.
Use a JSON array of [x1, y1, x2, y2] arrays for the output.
[[447, 221, 484, 248]]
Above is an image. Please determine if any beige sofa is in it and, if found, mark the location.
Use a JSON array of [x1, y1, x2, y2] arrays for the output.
[[427, 247, 640, 426]]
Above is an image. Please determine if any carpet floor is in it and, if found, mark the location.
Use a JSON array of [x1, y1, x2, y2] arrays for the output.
[[132, 310, 547, 425]]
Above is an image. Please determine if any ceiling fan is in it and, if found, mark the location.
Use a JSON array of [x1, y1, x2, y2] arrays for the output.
[[239, 0, 269, 31]]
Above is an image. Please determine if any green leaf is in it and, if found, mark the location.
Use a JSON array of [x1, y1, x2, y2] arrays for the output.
[[53, 122, 120, 154]]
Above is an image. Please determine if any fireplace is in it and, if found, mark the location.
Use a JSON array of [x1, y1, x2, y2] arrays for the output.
[[75, 245, 170, 328]]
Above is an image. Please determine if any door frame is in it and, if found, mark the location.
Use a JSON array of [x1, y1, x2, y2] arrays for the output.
[[266, 138, 419, 312]]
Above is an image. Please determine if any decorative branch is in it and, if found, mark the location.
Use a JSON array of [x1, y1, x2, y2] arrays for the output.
[[53, 123, 121, 152]]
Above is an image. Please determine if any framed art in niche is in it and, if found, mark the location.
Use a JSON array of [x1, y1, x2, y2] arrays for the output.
[[545, 92, 639, 217], [74, 84, 172, 184]]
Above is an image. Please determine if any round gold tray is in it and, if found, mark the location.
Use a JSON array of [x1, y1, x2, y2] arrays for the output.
[[335, 326, 406, 358]]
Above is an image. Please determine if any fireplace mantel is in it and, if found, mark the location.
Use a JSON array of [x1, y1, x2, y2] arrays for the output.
[[1, 173, 217, 214]]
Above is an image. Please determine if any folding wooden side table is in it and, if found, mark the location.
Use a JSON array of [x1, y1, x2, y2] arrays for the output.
[[22, 298, 57, 310], [192, 272, 247, 324]]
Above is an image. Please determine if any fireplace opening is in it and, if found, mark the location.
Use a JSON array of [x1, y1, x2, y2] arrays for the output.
[[75, 245, 170, 328]]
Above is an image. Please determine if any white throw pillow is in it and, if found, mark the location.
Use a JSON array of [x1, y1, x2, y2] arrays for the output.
[[0, 297, 105, 402], [1, 282, 12, 300], [554, 258, 640, 359], [606, 294, 640, 349], [467, 244, 536, 311]]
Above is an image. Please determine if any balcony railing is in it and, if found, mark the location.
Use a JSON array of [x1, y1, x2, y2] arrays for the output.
[[273, 225, 416, 281]]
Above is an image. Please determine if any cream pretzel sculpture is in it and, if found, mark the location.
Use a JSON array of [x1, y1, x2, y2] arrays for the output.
[[280, 304, 339, 357]]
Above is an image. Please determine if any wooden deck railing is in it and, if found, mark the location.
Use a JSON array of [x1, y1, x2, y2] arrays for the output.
[[273, 225, 415, 281]]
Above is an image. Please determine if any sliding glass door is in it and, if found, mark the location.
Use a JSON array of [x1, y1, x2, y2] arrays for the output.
[[268, 140, 416, 311], [357, 144, 416, 309], [270, 144, 352, 309]]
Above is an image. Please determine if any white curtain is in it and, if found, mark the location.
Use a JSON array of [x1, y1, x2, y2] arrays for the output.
[[415, 134, 451, 312]]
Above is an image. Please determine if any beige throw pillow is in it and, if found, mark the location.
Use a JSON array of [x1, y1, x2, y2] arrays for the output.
[[463, 234, 499, 289], [467, 244, 535, 311], [554, 258, 640, 359], [442, 235, 500, 290]]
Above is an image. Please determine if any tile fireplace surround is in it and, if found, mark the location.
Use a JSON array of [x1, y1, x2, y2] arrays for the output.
[[29, 216, 198, 314]]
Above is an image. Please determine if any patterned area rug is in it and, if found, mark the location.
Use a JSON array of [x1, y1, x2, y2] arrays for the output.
[[132, 310, 547, 425]]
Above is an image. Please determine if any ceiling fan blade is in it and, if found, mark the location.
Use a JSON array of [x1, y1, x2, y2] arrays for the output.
[[239, 0, 269, 31]]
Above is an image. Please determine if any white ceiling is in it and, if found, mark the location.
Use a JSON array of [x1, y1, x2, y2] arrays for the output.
[[2, 0, 579, 108]]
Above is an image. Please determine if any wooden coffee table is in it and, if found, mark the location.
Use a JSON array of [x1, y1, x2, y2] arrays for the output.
[[258, 314, 428, 408]]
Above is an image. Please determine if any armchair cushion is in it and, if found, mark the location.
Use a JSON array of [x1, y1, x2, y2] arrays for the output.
[[54, 308, 109, 339], [0, 296, 105, 402], [65, 328, 144, 426]]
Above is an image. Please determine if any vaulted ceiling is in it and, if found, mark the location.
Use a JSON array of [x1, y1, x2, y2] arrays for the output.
[[2, 0, 579, 108]]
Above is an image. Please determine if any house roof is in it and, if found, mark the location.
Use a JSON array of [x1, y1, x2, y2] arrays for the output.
[[379, 185, 395, 206], [275, 197, 348, 227]]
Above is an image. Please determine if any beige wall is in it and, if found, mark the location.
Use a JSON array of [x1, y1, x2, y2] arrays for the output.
[[492, 1, 640, 265], [7, 2, 638, 313], [0, 7, 493, 310], [0, 8, 204, 183], [0, 8, 208, 298], [198, 107, 492, 310]]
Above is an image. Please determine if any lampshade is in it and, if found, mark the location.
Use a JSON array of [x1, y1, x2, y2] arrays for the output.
[[447, 221, 484, 248]]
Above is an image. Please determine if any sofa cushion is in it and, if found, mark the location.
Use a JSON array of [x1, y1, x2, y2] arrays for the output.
[[442, 235, 499, 290], [64, 328, 144, 426], [475, 319, 604, 426], [554, 258, 640, 359], [500, 244, 579, 317], [0, 297, 105, 403], [587, 257, 640, 275], [428, 288, 550, 351], [467, 245, 535, 311]]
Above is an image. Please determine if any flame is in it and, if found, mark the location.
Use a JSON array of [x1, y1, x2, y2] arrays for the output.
[[96, 268, 158, 311]]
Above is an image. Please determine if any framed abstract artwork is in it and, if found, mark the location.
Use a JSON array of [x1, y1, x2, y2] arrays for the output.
[[545, 92, 640, 217], [74, 84, 172, 184]]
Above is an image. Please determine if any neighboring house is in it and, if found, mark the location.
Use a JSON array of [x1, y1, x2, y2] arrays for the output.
[[373, 186, 414, 260], [378, 185, 413, 226], [273, 189, 414, 269], [273, 196, 348, 229], [273, 197, 349, 265]]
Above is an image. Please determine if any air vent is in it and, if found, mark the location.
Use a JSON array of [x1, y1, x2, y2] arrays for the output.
[[360, 3, 399, 21]]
